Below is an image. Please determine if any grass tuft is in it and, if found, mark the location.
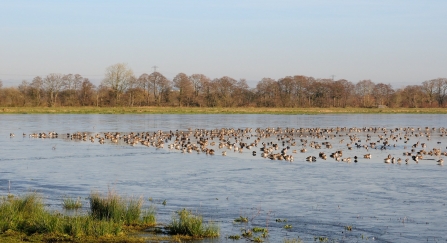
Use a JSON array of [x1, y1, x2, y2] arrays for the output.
[[168, 208, 219, 238], [89, 190, 144, 225], [62, 196, 82, 210], [141, 205, 157, 225]]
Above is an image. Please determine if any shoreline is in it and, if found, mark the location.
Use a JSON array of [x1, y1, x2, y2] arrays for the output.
[[1, 106, 447, 114]]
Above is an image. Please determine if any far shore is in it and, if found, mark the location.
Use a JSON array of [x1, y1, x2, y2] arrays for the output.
[[0, 106, 446, 114]]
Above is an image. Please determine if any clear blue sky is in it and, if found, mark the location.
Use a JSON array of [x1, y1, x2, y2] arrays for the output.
[[1, 0, 446, 88]]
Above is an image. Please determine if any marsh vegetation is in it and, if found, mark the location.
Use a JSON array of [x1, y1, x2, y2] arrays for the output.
[[168, 208, 219, 238], [0, 191, 220, 242]]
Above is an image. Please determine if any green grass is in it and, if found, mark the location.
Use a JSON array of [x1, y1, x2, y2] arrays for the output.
[[1, 106, 447, 114], [141, 206, 157, 225], [0, 193, 121, 237], [89, 190, 147, 225], [168, 208, 219, 238], [0, 191, 157, 242], [62, 196, 82, 210]]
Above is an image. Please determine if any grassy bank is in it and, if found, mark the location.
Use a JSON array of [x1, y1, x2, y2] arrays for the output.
[[0, 192, 156, 242], [1, 106, 447, 114], [0, 191, 217, 243]]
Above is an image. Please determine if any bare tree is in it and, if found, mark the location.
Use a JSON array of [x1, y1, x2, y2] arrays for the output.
[[173, 72, 193, 106], [233, 79, 251, 106], [355, 80, 375, 107], [148, 72, 170, 105], [422, 79, 436, 107], [18, 80, 29, 106], [0, 87, 25, 107], [307, 79, 331, 107], [44, 73, 65, 107], [214, 76, 237, 107], [256, 78, 279, 107], [189, 74, 210, 106], [189, 74, 209, 97], [292, 75, 309, 107], [329, 79, 354, 107], [399, 85, 424, 108], [137, 73, 151, 105], [101, 63, 134, 101], [373, 83, 394, 106], [433, 78, 447, 107], [126, 75, 139, 106], [61, 74, 83, 106], [30, 76, 44, 106], [79, 78, 96, 106], [278, 76, 295, 107]]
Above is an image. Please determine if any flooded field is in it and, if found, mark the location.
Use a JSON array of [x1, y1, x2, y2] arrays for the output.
[[1, 114, 446, 242]]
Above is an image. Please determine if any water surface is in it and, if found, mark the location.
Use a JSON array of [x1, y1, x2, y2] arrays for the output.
[[1, 114, 446, 243]]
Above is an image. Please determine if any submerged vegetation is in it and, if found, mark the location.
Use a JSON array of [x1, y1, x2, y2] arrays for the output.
[[234, 215, 249, 223]]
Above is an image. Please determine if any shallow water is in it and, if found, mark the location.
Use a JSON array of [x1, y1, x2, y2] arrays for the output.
[[1, 114, 446, 243]]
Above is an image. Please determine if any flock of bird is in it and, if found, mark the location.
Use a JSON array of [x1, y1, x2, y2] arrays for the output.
[[11, 126, 447, 165]]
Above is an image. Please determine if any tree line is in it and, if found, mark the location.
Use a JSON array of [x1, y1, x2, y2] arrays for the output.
[[1, 63, 446, 108]]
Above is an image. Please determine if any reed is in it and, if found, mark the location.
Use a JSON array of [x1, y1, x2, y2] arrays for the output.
[[168, 209, 219, 238]]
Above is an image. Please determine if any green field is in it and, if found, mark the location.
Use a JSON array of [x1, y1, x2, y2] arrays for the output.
[[1, 106, 446, 114]]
